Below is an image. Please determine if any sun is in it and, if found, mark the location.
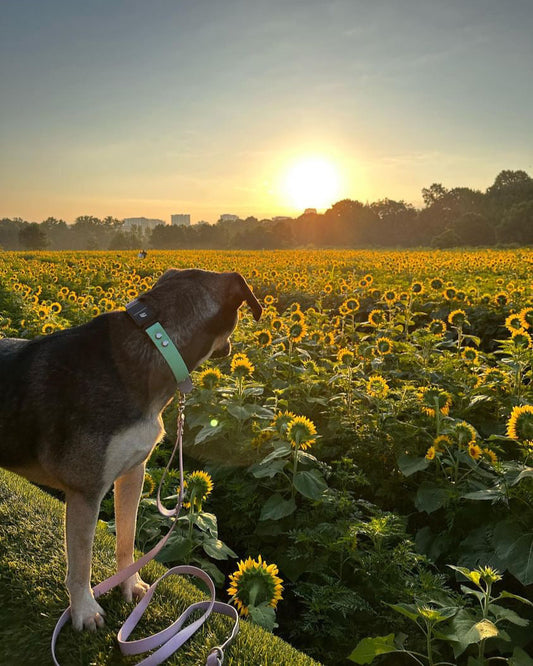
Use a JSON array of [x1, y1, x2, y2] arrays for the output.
[[282, 157, 341, 212]]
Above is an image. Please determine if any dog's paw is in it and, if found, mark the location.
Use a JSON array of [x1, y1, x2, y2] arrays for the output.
[[71, 597, 105, 632], [121, 573, 150, 603]]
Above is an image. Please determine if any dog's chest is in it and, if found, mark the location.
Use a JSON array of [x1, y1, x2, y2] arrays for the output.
[[103, 415, 164, 486]]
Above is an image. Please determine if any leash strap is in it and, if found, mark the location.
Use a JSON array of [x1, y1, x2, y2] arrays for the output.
[[51, 396, 239, 665]]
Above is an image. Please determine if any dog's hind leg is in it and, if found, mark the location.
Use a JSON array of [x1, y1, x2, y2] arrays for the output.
[[64, 490, 106, 631], [114, 462, 150, 602]]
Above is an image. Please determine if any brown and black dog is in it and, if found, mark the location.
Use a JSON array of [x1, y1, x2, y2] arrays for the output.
[[0, 268, 261, 631]]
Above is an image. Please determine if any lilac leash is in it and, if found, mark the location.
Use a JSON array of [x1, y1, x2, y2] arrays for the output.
[[51, 396, 239, 665]]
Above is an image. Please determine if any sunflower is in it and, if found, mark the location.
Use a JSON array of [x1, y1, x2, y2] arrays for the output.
[[482, 448, 498, 464], [453, 421, 477, 447], [49, 302, 62, 314], [41, 322, 55, 335], [272, 410, 296, 436], [507, 405, 533, 446], [342, 297, 360, 313], [430, 277, 443, 290], [227, 555, 283, 617], [518, 307, 533, 330], [444, 287, 456, 300], [263, 294, 276, 306], [309, 330, 324, 344], [384, 290, 397, 304], [288, 321, 307, 343], [271, 317, 284, 332], [505, 313, 523, 333], [418, 387, 452, 417], [286, 415, 317, 450], [468, 443, 482, 460], [230, 353, 255, 377], [461, 347, 479, 364], [337, 347, 355, 366], [448, 309, 468, 328], [433, 434, 451, 452], [368, 309, 386, 327], [182, 470, 214, 511], [366, 375, 389, 399], [198, 367, 222, 389], [511, 329, 532, 349], [494, 292, 508, 307], [375, 337, 393, 356], [142, 472, 156, 497], [411, 281, 424, 295], [425, 446, 437, 461], [254, 329, 272, 347], [428, 319, 446, 336]]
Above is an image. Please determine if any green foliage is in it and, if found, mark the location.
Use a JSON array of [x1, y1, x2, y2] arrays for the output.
[[349, 564, 533, 666]]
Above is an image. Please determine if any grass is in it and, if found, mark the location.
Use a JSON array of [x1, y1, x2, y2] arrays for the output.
[[0, 469, 321, 666]]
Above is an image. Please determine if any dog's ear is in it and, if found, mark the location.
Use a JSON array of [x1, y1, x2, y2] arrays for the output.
[[228, 272, 262, 321]]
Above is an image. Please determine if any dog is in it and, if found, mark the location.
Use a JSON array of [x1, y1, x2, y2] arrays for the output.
[[0, 268, 261, 631]]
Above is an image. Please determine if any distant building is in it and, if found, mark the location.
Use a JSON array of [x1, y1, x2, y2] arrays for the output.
[[303, 208, 318, 216], [272, 216, 292, 222], [171, 214, 191, 226], [219, 214, 239, 222], [123, 217, 165, 230]]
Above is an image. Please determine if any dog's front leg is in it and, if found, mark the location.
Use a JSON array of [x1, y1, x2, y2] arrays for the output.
[[114, 462, 150, 602], [64, 490, 105, 631]]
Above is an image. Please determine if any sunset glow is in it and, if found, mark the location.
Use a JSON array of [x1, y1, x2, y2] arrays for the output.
[[282, 157, 342, 212]]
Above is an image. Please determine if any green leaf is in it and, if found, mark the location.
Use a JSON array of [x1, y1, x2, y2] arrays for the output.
[[387, 603, 420, 622], [415, 484, 448, 514], [194, 422, 223, 444], [258, 444, 292, 465], [446, 610, 498, 657], [462, 486, 505, 502], [296, 450, 319, 465], [497, 591, 533, 607], [510, 647, 533, 666], [201, 536, 238, 560], [448, 565, 482, 587], [348, 634, 398, 664], [251, 459, 287, 479], [495, 525, 533, 585], [511, 466, 533, 485], [293, 469, 328, 500], [259, 494, 296, 521], [193, 512, 218, 536], [489, 604, 529, 627], [156, 535, 193, 563], [398, 454, 429, 477], [226, 403, 256, 421], [248, 602, 278, 632]]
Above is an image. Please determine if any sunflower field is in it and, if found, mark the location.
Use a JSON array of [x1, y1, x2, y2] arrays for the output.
[[1, 248, 533, 665]]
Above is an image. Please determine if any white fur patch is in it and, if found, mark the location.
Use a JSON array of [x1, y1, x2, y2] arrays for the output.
[[102, 415, 164, 489]]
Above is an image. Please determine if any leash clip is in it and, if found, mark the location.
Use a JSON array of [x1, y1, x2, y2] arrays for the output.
[[207, 646, 224, 665]]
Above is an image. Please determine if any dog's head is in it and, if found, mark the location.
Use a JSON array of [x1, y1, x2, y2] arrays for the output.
[[142, 268, 262, 371]]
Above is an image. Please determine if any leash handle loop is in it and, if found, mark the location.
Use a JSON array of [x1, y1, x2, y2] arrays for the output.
[[51, 396, 239, 666]]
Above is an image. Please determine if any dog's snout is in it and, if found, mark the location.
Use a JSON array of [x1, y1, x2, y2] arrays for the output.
[[211, 340, 231, 359]]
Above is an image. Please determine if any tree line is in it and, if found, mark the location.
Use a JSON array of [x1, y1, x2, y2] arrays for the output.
[[2, 169, 533, 251]]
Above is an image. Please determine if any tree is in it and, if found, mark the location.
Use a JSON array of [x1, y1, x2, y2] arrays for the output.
[[19, 223, 48, 250], [422, 183, 448, 207], [451, 212, 493, 246], [497, 201, 533, 245]]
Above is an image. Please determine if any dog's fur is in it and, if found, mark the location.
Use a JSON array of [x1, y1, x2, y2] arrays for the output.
[[0, 268, 261, 630]]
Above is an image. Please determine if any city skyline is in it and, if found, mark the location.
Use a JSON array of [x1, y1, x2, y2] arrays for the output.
[[1, 1, 532, 224]]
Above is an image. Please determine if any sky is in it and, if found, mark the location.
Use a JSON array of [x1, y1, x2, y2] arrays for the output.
[[1, 0, 532, 224]]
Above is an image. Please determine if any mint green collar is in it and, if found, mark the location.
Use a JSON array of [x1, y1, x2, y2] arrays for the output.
[[144, 322, 193, 393]]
